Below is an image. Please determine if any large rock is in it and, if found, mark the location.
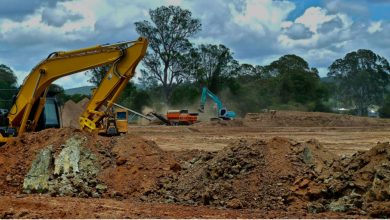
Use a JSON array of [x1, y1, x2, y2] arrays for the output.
[[23, 146, 53, 193], [23, 135, 105, 198], [54, 137, 83, 175]]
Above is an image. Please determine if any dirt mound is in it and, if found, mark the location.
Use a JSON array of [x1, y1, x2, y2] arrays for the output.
[[98, 135, 176, 198], [22, 135, 107, 198], [1, 127, 390, 217], [146, 137, 335, 210], [61, 100, 84, 128], [61, 98, 92, 128], [299, 141, 390, 217], [0, 128, 80, 195], [77, 97, 90, 109], [0, 128, 177, 199], [245, 111, 390, 127]]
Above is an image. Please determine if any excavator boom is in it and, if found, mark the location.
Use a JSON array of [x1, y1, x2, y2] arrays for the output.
[[0, 37, 148, 144], [199, 87, 224, 111], [198, 87, 236, 120], [79, 38, 148, 132]]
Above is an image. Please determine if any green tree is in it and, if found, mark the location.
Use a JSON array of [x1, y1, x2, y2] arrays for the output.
[[238, 63, 262, 77], [170, 83, 199, 106], [328, 49, 390, 115], [135, 5, 201, 103], [263, 55, 327, 105], [189, 44, 239, 93], [48, 84, 66, 106], [67, 94, 89, 103], [86, 65, 111, 86], [47, 84, 89, 105], [0, 64, 18, 109], [227, 64, 275, 115], [117, 82, 151, 112], [379, 95, 390, 118]]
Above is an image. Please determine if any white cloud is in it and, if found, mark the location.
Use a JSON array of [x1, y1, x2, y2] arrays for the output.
[[305, 48, 339, 66], [317, 67, 328, 77], [41, 4, 83, 27], [367, 21, 383, 34], [54, 71, 93, 89], [13, 69, 29, 86], [229, 0, 295, 33], [295, 7, 334, 33], [0, 0, 175, 89], [278, 6, 353, 49]]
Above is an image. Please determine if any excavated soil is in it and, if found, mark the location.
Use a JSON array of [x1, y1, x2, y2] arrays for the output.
[[1, 110, 390, 218], [0, 128, 177, 199], [304, 141, 390, 217], [145, 137, 342, 211], [148, 138, 309, 209], [244, 111, 390, 127], [61, 100, 83, 128], [61, 98, 90, 128]]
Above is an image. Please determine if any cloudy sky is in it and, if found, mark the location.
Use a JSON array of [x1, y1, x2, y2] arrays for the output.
[[0, 0, 389, 89]]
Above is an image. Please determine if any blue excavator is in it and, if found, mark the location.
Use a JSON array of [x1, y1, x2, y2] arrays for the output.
[[198, 87, 236, 120]]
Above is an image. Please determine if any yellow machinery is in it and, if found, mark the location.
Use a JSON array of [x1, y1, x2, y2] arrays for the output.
[[101, 107, 128, 135], [0, 37, 148, 144], [114, 108, 128, 134]]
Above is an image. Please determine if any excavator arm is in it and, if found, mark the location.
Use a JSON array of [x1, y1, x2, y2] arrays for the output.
[[199, 87, 224, 112], [198, 86, 236, 120], [79, 38, 148, 132], [0, 37, 148, 144]]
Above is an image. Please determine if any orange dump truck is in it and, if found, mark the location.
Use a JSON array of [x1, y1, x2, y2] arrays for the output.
[[166, 110, 198, 125]]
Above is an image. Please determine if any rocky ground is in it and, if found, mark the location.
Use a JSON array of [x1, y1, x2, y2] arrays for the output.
[[1, 111, 390, 218]]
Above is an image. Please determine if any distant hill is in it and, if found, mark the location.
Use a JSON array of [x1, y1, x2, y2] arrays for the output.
[[64, 86, 94, 96]]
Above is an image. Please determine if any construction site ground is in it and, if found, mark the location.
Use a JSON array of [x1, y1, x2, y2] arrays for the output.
[[129, 124, 390, 156], [1, 111, 390, 218]]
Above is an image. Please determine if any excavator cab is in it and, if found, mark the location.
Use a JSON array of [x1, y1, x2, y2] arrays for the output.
[[0, 111, 8, 138], [0, 96, 61, 142], [36, 97, 61, 130], [218, 107, 236, 120]]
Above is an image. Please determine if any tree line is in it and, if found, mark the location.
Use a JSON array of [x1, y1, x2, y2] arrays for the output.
[[131, 5, 390, 117], [0, 5, 390, 118]]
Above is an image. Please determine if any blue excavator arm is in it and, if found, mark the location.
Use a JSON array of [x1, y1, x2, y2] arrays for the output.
[[198, 87, 236, 119], [199, 87, 224, 112]]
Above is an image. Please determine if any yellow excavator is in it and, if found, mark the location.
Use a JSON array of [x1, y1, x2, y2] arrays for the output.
[[0, 37, 148, 144]]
